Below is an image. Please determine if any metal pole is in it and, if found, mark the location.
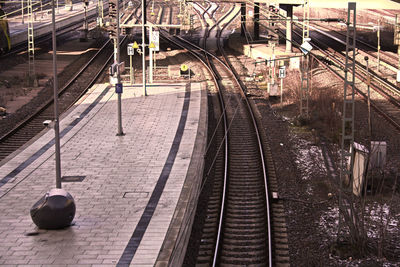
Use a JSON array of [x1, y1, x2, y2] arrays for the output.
[[286, 6, 293, 52], [365, 57, 371, 137], [130, 54, 133, 85], [398, 45, 400, 85], [377, 18, 380, 72], [84, 6, 87, 30], [338, 2, 357, 239], [254, 2, 259, 40], [149, 26, 153, 84], [240, 3, 245, 37], [397, 15, 400, 84], [117, 0, 123, 135], [22, 0, 24, 24], [280, 77, 283, 106], [142, 0, 146, 96], [51, 0, 62, 189]]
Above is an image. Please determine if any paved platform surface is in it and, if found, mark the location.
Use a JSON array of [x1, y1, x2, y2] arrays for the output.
[[6, 0, 98, 46], [0, 81, 206, 266]]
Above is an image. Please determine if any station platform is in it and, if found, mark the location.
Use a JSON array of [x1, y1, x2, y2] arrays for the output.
[[0, 81, 207, 266], [6, 0, 99, 46]]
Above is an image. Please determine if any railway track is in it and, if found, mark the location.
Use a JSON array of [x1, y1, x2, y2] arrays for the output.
[[308, 23, 397, 70], [288, 22, 400, 131], [0, 36, 125, 162], [161, 4, 287, 265], [1, 3, 104, 58], [0, 0, 153, 161]]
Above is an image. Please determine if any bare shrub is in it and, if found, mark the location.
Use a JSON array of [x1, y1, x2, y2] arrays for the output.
[[309, 85, 342, 141], [284, 69, 301, 106]]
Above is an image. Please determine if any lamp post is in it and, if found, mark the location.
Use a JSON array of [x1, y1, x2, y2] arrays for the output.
[[141, 0, 146, 96], [21, 0, 24, 24], [116, 0, 123, 136], [51, 0, 61, 188], [29, 0, 76, 232]]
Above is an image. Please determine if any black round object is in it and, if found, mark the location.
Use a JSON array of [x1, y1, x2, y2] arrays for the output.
[[30, 188, 76, 230]]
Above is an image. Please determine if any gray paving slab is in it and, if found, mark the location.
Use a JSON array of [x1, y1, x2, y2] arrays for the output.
[[0, 81, 205, 266]]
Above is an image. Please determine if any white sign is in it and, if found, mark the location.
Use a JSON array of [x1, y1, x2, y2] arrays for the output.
[[150, 31, 160, 51], [279, 66, 286, 78], [127, 43, 134, 56], [300, 41, 313, 55]]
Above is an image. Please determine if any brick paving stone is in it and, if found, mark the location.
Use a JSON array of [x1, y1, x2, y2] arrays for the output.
[[0, 82, 203, 266]]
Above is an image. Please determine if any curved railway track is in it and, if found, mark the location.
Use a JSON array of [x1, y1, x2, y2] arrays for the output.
[[161, 4, 278, 265], [0, 36, 127, 162]]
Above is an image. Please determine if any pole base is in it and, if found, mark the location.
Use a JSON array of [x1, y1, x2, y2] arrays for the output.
[[30, 188, 76, 230]]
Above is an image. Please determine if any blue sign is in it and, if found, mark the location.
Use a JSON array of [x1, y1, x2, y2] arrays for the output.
[[115, 83, 123, 94]]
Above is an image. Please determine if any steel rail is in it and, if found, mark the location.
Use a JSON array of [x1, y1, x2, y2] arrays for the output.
[[178, 4, 272, 265], [215, 9, 272, 267], [309, 22, 398, 74], [291, 22, 400, 100], [0, 35, 128, 160], [160, 31, 229, 263], [297, 23, 400, 104], [1, 9, 102, 58], [290, 26, 400, 131]]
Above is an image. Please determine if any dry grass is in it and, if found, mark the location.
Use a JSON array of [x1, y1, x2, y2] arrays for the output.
[[275, 65, 343, 142], [0, 72, 46, 108]]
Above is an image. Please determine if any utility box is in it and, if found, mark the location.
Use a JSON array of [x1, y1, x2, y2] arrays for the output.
[[370, 141, 387, 169], [268, 83, 279, 96], [351, 142, 369, 197]]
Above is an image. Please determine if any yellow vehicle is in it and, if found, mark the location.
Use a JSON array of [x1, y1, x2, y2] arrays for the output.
[[0, 8, 11, 54]]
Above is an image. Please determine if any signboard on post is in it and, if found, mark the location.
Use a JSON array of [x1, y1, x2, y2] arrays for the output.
[[300, 38, 312, 55], [150, 31, 160, 51], [127, 43, 134, 56], [279, 66, 286, 78], [115, 83, 123, 94], [180, 64, 189, 76]]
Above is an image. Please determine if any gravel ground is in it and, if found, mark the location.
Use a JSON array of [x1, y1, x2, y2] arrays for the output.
[[183, 24, 400, 264], [242, 53, 400, 266], [1, 15, 399, 264], [0, 32, 107, 138]]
